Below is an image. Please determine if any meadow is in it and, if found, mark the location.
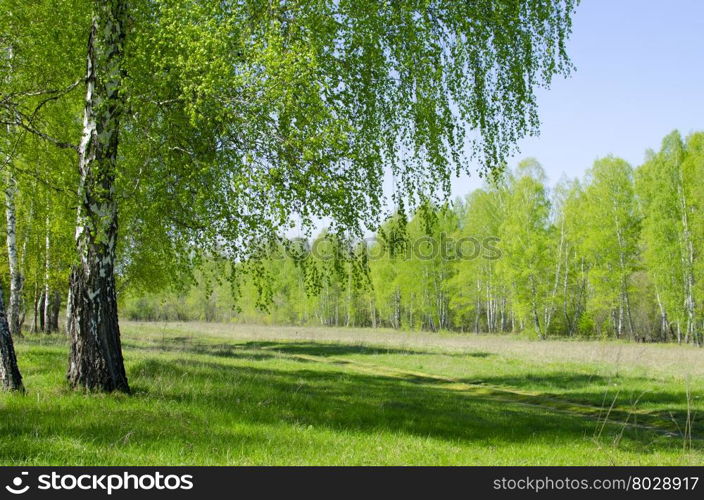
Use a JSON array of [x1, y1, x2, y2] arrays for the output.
[[1, 322, 702, 465]]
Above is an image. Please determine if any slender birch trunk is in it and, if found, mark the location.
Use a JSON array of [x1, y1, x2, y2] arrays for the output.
[[48, 291, 61, 332], [614, 217, 634, 339], [545, 217, 565, 334], [67, 0, 129, 392], [562, 248, 573, 336], [621, 277, 635, 340], [677, 180, 697, 345], [393, 287, 401, 329], [43, 216, 55, 333], [0, 45, 23, 390], [0, 286, 23, 391], [31, 284, 39, 333], [17, 200, 32, 331], [4, 43, 24, 338], [529, 277, 543, 339], [0, 292, 24, 391], [474, 284, 481, 333], [65, 287, 73, 334], [654, 289, 670, 342], [345, 272, 352, 327], [5, 171, 23, 337]]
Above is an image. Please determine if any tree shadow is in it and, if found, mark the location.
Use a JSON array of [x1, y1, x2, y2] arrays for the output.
[[125, 337, 493, 360], [462, 373, 703, 439], [125, 339, 701, 442], [2, 339, 699, 465], [240, 341, 494, 358], [130, 355, 699, 448], [122, 339, 281, 362]]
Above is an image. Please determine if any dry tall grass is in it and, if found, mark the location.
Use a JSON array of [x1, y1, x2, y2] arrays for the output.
[[123, 321, 704, 380]]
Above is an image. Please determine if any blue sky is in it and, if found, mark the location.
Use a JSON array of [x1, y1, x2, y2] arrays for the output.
[[451, 0, 704, 196]]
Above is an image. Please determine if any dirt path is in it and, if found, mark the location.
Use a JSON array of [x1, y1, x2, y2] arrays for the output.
[[254, 343, 695, 441]]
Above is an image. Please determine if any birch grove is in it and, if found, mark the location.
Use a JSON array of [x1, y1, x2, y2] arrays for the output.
[[123, 139, 704, 346]]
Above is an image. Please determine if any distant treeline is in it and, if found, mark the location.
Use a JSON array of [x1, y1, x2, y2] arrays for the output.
[[123, 131, 704, 344]]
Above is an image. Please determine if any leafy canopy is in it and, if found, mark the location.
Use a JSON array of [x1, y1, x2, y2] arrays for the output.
[[2, 0, 578, 295]]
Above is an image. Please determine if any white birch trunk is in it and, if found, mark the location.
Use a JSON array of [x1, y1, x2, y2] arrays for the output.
[[67, 0, 129, 392], [4, 168, 23, 337], [0, 45, 23, 389], [43, 216, 52, 332]]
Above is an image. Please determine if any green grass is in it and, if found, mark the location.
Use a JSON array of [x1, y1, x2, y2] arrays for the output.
[[0, 322, 702, 465]]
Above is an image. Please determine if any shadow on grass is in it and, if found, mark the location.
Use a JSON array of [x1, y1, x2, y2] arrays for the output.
[[1, 339, 698, 464], [129, 357, 686, 448], [125, 337, 493, 359], [126, 338, 701, 442], [455, 372, 702, 438], [245, 341, 493, 358], [122, 340, 281, 362]]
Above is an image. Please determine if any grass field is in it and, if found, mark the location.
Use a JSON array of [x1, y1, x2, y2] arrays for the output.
[[1, 322, 702, 465]]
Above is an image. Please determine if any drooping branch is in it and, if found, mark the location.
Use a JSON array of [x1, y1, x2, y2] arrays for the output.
[[0, 78, 82, 152]]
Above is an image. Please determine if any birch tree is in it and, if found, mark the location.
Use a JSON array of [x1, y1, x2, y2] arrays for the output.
[[4, 150, 22, 337], [637, 131, 703, 345], [497, 160, 555, 338], [555, 180, 589, 336], [4, 0, 578, 391], [0, 42, 23, 389], [447, 179, 510, 333], [580, 157, 640, 339]]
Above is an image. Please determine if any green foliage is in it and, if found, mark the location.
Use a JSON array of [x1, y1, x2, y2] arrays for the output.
[[2, 0, 580, 313], [124, 131, 704, 345]]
